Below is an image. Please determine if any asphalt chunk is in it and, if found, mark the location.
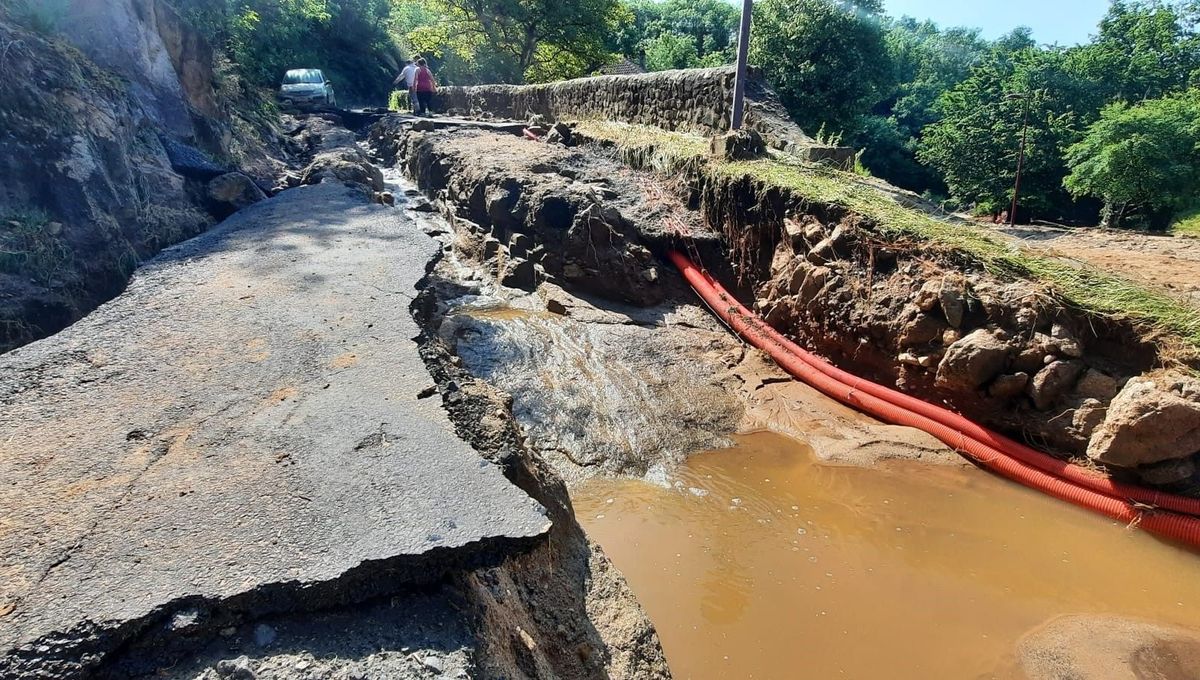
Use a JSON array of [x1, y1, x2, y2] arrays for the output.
[[0, 183, 549, 678]]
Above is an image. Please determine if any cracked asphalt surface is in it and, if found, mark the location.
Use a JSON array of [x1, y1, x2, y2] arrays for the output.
[[0, 182, 549, 677]]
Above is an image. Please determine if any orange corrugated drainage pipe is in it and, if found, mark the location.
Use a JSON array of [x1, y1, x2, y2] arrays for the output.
[[667, 250, 1200, 547], [669, 251, 1200, 518]]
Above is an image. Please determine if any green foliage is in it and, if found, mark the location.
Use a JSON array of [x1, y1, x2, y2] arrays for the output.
[[0, 209, 73, 286], [917, 45, 1095, 218], [851, 149, 872, 177], [395, 0, 627, 84], [1067, 0, 1200, 103], [613, 0, 738, 70], [181, 0, 402, 104], [851, 18, 988, 192], [1172, 204, 1200, 236], [750, 0, 894, 134], [387, 89, 410, 111], [909, 1, 1200, 223], [643, 33, 699, 71], [1064, 91, 1200, 228]]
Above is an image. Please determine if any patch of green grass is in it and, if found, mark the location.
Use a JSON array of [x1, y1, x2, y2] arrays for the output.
[[387, 89, 411, 112], [573, 121, 707, 171], [577, 121, 1200, 353], [1, 209, 74, 286], [1171, 206, 1200, 238]]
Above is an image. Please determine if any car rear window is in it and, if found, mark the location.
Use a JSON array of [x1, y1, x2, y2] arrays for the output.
[[283, 69, 324, 85]]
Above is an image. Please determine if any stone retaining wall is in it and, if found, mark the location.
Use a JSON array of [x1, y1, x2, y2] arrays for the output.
[[435, 66, 851, 163]]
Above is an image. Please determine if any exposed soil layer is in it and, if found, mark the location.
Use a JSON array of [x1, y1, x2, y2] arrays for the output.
[[372, 121, 1200, 488], [374, 124, 961, 476], [560, 129, 1200, 486], [370, 124, 728, 304]]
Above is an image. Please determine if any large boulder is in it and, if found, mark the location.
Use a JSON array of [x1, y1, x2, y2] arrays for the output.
[[206, 172, 267, 217], [160, 137, 228, 180], [300, 148, 385, 192], [935, 328, 1013, 391], [1087, 376, 1200, 467]]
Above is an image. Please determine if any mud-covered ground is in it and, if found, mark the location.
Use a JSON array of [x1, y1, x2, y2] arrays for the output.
[[993, 222, 1200, 306]]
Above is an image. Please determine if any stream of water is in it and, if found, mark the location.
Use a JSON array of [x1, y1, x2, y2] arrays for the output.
[[574, 431, 1200, 679]]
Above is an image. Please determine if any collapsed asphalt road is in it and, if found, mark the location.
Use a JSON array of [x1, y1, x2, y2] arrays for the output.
[[0, 182, 549, 678]]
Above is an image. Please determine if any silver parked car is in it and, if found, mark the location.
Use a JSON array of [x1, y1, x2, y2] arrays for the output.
[[280, 68, 336, 108]]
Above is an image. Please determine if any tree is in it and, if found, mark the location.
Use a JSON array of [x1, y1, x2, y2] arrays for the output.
[[610, 0, 664, 62], [852, 18, 988, 192], [654, 0, 739, 61], [643, 33, 699, 71], [1064, 91, 1200, 229], [1066, 0, 1200, 104], [613, 0, 738, 71], [415, 0, 627, 82], [750, 0, 893, 134], [917, 45, 1091, 218]]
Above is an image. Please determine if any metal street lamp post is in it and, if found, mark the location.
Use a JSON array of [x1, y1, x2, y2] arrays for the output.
[[730, 0, 753, 130]]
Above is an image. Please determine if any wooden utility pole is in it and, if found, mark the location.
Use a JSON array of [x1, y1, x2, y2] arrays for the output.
[[1008, 93, 1030, 227], [730, 0, 753, 130]]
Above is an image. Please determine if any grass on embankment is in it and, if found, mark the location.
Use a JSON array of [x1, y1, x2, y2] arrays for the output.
[[1172, 206, 1200, 238], [575, 121, 1200, 355]]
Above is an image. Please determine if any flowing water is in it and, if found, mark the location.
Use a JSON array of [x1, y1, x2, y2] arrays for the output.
[[574, 431, 1200, 679]]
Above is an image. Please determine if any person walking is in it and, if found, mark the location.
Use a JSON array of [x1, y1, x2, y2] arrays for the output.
[[393, 58, 419, 112], [412, 58, 437, 116]]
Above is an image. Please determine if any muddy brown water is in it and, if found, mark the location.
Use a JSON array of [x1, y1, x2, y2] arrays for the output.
[[574, 431, 1200, 679]]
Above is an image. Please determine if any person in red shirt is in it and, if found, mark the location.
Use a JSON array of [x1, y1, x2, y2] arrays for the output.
[[412, 58, 437, 116]]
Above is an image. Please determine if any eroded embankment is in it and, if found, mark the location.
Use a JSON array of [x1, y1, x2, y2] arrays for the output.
[[372, 124, 957, 477], [371, 119, 1200, 680], [376, 118, 1200, 490], [567, 125, 1200, 490]]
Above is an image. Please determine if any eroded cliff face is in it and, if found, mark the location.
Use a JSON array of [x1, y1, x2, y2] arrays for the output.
[[58, 0, 199, 138], [0, 0, 282, 352], [0, 16, 209, 350]]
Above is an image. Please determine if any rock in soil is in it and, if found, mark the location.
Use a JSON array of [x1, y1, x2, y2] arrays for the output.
[[936, 328, 1013, 391], [1028, 359, 1085, 411], [207, 172, 267, 217], [989, 372, 1030, 399], [1087, 375, 1200, 467]]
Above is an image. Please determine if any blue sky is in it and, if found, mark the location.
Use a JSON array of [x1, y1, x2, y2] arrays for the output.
[[883, 0, 1112, 45]]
